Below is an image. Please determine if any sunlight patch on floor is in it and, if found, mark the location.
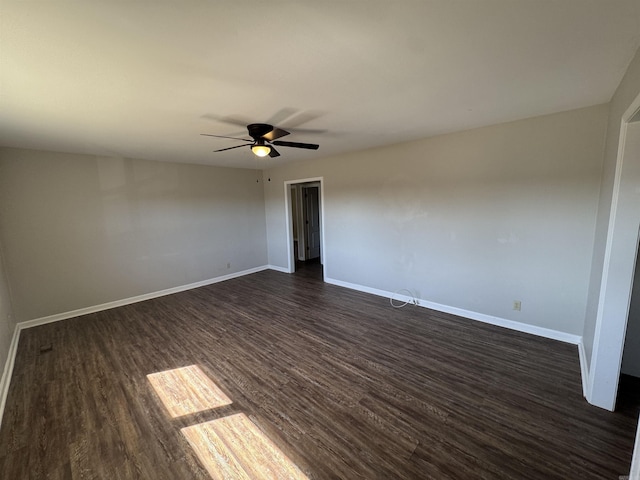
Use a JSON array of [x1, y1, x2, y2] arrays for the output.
[[147, 365, 232, 418], [181, 413, 309, 480]]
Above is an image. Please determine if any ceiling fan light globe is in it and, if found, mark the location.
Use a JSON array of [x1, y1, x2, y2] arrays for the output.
[[252, 145, 271, 157]]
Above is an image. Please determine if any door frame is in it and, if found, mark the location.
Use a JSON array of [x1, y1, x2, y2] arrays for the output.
[[284, 177, 326, 277], [589, 92, 640, 410]]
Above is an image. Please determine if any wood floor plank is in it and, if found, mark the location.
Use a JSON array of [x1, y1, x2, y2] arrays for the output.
[[0, 262, 638, 479]]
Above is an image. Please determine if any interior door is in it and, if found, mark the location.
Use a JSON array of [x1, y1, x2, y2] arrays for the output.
[[303, 186, 321, 260]]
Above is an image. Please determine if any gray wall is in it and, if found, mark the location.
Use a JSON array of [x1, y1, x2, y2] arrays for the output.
[[583, 47, 640, 368], [0, 148, 267, 322], [0, 244, 15, 381], [265, 105, 608, 336]]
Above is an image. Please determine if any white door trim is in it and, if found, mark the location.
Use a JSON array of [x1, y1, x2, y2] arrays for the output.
[[589, 91, 640, 411]]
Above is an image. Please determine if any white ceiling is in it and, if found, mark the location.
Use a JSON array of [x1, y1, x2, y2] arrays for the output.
[[1, 1, 639, 170]]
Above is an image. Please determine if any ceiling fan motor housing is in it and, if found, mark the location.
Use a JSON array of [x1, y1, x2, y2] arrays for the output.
[[247, 123, 274, 140]]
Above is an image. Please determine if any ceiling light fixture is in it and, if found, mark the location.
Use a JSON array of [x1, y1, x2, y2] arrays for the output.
[[251, 140, 271, 157]]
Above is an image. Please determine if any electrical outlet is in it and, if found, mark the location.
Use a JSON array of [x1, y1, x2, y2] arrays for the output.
[[513, 300, 522, 311], [226, 262, 231, 269]]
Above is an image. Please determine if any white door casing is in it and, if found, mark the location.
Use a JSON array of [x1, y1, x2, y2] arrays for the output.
[[589, 98, 640, 411], [284, 177, 325, 275]]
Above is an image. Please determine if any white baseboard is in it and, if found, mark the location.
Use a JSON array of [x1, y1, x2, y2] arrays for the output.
[[578, 340, 590, 398], [0, 324, 21, 429], [19, 265, 271, 330], [630, 413, 640, 480], [324, 277, 582, 345], [267, 265, 291, 274]]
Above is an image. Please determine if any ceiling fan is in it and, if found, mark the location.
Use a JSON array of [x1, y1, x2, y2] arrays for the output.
[[201, 123, 319, 158]]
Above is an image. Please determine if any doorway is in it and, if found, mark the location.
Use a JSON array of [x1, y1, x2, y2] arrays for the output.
[[621, 240, 640, 381], [285, 178, 325, 277], [618, 240, 640, 413]]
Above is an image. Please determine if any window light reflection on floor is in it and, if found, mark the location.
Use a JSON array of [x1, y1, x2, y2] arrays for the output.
[[182, 413, 309, 480], [147, 365, 232, 418]]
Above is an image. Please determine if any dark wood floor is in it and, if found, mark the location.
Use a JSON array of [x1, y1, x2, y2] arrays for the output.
[[1, 263, 639, 479]]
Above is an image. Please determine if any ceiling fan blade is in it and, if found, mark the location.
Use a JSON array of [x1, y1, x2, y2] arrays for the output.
[[202, 114, 252, 128], [281, 110, 324, 129], [272, 140, 319, 150], [213, 144, 251, 153], [269, 147, 281, 158], [201, 133, 252, 142], [286, 127, 327, 135], [266, 108, 298, 126], [262, 127, 290, 141], [220, 115, 252, 127]]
